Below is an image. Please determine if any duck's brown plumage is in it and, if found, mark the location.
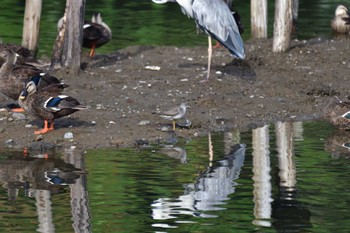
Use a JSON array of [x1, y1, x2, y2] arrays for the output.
[[324, 99, 350, 130], [83, 13, 112, 57], [0, 49, 65, 101], [19, 81, 85, 134]]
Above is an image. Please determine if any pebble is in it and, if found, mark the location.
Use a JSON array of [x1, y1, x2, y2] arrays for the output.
[[161, 126, 169, 132], [5, 139, 14, 145], [64, 132, 74, 139], [12, 113, 26, 120], [138, 120, 150, 126]]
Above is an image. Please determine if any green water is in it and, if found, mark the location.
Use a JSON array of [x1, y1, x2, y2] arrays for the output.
[[0, 0, 345, 57], [1, 121, 350, 232]]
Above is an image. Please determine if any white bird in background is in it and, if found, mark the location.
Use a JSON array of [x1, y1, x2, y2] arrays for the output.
[[152, 0, 245, 82]]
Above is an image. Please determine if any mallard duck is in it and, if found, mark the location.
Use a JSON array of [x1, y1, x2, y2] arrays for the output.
[[324, 99, 350, 130], [331, 5, 350, 34], [83, 13, 112, 57], [0, 49, 66, 111], [18, 81, 86, 134], [0, 43, 33, 66], [157, 103, 189, 130]]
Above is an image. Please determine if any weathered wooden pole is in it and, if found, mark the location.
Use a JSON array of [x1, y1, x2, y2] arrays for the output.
[[251, 0, 268, 38], [61, 0, 86, 74], [22, 0, 42, 55], [50, 10, 67, 70], [51, 0, 86, 73], [272, 0, 293, 52]]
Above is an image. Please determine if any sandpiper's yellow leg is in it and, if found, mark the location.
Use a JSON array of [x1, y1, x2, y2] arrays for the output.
[[173, 120, 176, 130]]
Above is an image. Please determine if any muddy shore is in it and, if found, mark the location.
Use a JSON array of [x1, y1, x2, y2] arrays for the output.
[[0, 37, 349, 150]]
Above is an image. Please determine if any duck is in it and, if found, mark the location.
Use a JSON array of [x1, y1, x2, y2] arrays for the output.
[[331, 5, 350, 34], [0, 49, 66, 111], [324, 98, 350, 130], [83, 13, 112, 57], [18, 81, 86, 134], [0, 43, 34, 66], [157, 103, 189, 130]]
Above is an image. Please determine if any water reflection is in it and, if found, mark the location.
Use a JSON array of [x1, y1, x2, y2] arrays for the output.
[[272, 122, 312, 231], [0, 147, 89, 232], [159, 145, 187, 163], [325, 130, 350, 159], [252, 125, 272, 227], [151, 142, 246, 222], [2, 121, 350, 231]]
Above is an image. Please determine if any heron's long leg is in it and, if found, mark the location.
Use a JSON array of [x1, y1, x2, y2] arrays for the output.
[[206, 36, 212, 82]]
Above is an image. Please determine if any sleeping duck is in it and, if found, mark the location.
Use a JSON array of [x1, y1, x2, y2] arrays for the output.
[[0, 49, 66, 111], [331, 5, 350, 34], [18, 81, 86, 134], [83, 13, 112, 57]]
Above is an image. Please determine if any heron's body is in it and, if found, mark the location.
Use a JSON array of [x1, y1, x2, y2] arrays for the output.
[[152, 0, 245, 81]]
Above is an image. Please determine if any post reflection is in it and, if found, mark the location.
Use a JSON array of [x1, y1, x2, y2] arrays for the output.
[[271, 121, 312, 231], [0, 145, 90, 233], [151, 131, 246, 222], [252, 125, 272, 227]]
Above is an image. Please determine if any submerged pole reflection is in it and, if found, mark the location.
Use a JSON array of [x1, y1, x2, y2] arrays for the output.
[[272, 121, 312, 231], [152, 132, 246, 222], [252, 125, 272, 227]]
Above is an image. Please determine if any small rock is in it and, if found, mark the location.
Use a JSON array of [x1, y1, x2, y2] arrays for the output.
[[12, 113, 26, 120], [5, 139, 14, 145], [144, 65, 160, 71], [7, 117, 14, 122], [64, 132, 74, 139], [138, 120, 150, 126], [134, 139, 149, 147], [25, 124, 33, 128], [161, 126, 169, 132]]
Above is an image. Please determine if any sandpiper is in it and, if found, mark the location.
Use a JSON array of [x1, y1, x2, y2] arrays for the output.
[[158, 103, 188, 130]]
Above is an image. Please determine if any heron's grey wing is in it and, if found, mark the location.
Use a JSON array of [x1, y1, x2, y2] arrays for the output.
[[192, 0, 245, 59]]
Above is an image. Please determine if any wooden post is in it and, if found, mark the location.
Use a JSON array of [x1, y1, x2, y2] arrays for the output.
[[22, 0, 42, 55], [272, 0, 293, 52], [251, 0, 268, 38], [50, 11, 67, 70], [61, 0, 86, 74]]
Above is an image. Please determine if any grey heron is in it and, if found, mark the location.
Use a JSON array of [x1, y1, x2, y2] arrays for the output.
[[152, 0, 245, 82]]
